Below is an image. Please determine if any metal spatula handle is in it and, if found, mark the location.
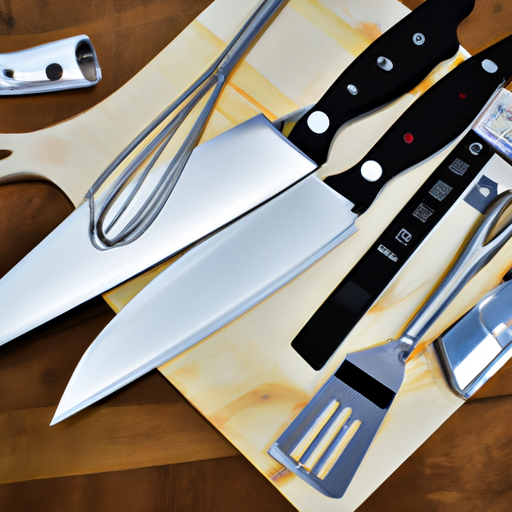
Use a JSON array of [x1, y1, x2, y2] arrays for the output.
[[399, 189, 512, 357]]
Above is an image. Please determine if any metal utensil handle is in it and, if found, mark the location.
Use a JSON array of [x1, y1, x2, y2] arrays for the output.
[[85, 0, 286, 249], [217, 0, 285, 76], [399, 189, 512, 356]]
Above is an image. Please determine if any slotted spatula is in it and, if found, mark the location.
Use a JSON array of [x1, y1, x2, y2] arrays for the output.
[[268, 189, 512, 498]]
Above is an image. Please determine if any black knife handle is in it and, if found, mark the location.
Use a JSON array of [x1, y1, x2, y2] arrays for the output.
[[325, 33, 512, 214], [287, 0, 475, 165], [293, 132, 495, 370]]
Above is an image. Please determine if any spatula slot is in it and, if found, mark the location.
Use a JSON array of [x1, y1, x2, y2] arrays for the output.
[[268, 377, 391, 498], [290, 399, 339, 462], [300, 406, 353, 471], [316, 419, 362, 479]]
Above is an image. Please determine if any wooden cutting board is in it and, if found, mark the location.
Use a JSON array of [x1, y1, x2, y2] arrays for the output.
[[1, 1, 512, 511]]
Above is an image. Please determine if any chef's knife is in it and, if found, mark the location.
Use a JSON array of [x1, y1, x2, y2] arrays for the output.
[[51, 34, 512, 425], [0, 0, 474, 347]]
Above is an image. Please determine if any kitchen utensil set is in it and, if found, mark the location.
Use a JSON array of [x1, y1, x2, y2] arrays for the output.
[[3, 0, 512, 502]]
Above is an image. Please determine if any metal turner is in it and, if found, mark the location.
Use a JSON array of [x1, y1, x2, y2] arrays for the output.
[[268, 189, 512, 498]]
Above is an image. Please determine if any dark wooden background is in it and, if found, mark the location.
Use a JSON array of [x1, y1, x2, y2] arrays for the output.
[[1, 1, 512, 511]]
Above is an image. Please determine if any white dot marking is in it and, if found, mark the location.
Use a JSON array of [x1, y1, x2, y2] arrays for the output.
[[307, 111, 330, 134], [482, 59, 498, 74], [360, 160, 383, 182], [478, 186, 490, 197], [376, 56, 393, 71]]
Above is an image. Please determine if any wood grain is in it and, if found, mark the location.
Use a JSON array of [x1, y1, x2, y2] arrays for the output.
[[0, 457, 296, 512], [1, 0, 512, 511], [0, 181, 73, 278], [358, 396, 512, 512], [0, 1, 293, 509]]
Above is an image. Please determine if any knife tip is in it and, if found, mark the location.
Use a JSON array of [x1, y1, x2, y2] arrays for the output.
[[49, 410, 68, 426], [50, 401, 82, 426]]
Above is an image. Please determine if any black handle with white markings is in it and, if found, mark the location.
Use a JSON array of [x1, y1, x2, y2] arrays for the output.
[[287, 0, 475, 165], [325, 33, 512, 214], [293, 133, 495, 370]]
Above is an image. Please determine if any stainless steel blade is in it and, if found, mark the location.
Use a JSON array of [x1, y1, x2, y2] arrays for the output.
[[51, 30, 512, 422], [0, 115, 316, 346], [52, 175, 357, 424]]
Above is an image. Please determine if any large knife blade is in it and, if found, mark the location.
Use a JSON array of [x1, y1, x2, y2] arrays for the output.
[[0, 0, 473, 346], [51, 34, 512, 425]]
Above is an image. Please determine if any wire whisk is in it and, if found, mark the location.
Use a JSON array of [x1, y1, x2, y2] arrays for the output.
[[85, 0, 286, 249]]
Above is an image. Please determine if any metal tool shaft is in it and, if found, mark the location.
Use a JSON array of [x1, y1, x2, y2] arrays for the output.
[[398, 190, 512, 359]]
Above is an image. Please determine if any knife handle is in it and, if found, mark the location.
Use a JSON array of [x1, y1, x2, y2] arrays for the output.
[[293, 132, 494, 370], [325, 34, 512, 214], [287, 0, 475, 165]]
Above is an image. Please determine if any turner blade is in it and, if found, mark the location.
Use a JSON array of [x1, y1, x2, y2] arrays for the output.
[[269, 341, 404, 498]]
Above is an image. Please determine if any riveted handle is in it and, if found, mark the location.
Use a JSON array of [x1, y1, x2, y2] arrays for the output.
[[325, 34, 512, 213], [287, 0, 475, 165]]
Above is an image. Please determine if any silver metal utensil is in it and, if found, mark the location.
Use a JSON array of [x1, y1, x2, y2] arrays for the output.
[[0, 35, 101, 94], [268, 189, 512, 498], [86, 0, 286, 249], [436, 272, 512, 399]]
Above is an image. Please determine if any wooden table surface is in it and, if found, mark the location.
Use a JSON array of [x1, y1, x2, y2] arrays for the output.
[[1, 1, 512, 511]]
